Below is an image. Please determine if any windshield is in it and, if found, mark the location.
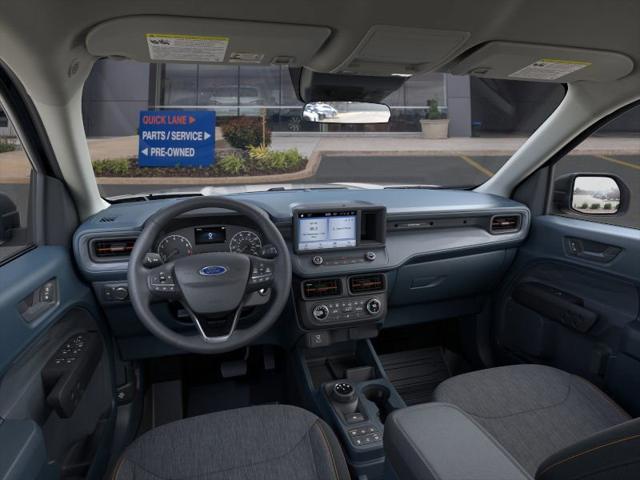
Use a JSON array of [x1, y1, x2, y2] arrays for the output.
[[83, 60, 567, 199]]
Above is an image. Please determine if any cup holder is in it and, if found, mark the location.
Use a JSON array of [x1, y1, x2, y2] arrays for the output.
[[363, 384, 395, 424]]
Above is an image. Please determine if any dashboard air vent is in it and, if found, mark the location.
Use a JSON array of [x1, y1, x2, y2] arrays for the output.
[[349, 274, 385, 294], [490, 215, 521, 234], [92, 238, 136, 258], [302, 279, 342, 298]]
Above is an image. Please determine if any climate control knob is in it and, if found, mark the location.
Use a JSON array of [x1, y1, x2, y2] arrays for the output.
[[312, 305, 330, 321], [366, 298, 382, 315]]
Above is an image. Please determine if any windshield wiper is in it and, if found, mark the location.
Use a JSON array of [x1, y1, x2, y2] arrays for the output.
[[107, 192, 203, 203], [384, 184, 476, 190], [266, 186, 349, 192]]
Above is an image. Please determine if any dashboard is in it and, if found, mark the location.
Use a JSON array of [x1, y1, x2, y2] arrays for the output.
[[72, 188, 532, 358]]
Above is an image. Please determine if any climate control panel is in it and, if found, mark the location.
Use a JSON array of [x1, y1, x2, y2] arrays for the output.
[[297, 274, 387, 329], [310, 297, 385, 324]]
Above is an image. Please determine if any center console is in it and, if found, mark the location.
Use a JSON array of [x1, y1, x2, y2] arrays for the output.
[[292, 204, 389, 336], [290, 205, 400, 478], [297, 341, 405, 480]]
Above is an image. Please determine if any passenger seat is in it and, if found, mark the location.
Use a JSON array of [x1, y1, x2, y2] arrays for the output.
[[384, 364, 640, 479]]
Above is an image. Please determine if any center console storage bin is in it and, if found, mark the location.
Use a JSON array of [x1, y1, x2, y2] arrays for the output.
[[385, 403, 530, 480]]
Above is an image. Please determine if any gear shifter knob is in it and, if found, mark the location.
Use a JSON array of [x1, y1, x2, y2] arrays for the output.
[[331, 381, 356, 403]]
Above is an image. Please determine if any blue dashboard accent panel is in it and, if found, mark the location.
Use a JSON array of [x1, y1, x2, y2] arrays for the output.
[[0, 246, 96, 375], [77, 188, 527, 229], [73, 188, 530, 281]]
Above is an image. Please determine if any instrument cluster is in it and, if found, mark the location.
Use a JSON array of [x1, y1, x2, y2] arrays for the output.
[[155, 224, 263, 262]]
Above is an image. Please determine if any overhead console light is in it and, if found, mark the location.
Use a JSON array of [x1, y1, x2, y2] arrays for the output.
[[449, 42, 634, 83], [333, 25, 470, 76]]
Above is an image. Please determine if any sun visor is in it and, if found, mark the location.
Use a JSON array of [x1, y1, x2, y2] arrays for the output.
[[291, 68, 407, 103], [449, 42, 634, 83], [85, 16, 331, 67]]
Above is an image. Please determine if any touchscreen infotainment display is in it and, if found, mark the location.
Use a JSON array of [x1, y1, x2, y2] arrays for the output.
[[296, 211, 357, 251]]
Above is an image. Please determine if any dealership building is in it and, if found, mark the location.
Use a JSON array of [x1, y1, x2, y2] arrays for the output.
[[83, 59, 638, 138]]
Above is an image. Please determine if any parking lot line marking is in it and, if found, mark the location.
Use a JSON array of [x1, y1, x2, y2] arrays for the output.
[[595, 154, 640, 171], [459, 155, 494, 177]]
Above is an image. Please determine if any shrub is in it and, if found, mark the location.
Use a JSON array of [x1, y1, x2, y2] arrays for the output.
[[590, 203, 601, 210], [92, 158, 130, 176], [281, 149, 306, 170], [426, 99, 444, 120], [255, 149, 305, 172], [217, 153, 247, 176], [247, 145, 271, 160], [0, 141, 16, 153], [603, 203, 613, 210], [221, 117, 271, 149], [580, 202, 589, 209]]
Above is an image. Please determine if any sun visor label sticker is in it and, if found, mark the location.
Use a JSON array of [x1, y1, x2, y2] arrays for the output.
[[509, 59, 591, 80], [146, 34, 229, 62]]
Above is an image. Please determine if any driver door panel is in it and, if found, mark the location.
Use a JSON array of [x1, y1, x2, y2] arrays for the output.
[[0, 246, 115, 479]]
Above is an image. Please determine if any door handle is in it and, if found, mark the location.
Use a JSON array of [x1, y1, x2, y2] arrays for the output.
[[565, 237, 621, 263]]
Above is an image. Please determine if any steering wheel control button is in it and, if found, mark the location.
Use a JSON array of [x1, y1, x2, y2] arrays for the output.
[[365, 251, 377, 262], [366, 298, 382, 315], [312, 304, 330, 321], [149, 270, 178, 295], [312, 255, 324, 266], [249, 259, 275, 288]]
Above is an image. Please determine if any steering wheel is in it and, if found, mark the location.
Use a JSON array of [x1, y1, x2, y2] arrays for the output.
[[127, 197, 292, 354]]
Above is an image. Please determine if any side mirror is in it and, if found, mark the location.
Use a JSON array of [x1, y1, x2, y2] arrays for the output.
[[571, 176, 621, 214], [302, 101, 390, 124], [553, 174, 627, 215], [0, 192, 20, 242]]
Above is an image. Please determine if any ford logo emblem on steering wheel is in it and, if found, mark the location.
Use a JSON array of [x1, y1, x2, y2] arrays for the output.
[[199, 265, 228, 276]]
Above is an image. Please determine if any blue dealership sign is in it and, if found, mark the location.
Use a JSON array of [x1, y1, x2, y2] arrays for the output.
[[138, 110, 215, 167]]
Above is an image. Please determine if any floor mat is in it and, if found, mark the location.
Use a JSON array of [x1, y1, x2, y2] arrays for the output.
[[379, 347, 451, 405], [186, 371, 284, 417]]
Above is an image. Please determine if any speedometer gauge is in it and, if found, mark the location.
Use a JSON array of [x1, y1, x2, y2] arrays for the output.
[[229, 231, 262, 255], [157, 234, 193, 262]]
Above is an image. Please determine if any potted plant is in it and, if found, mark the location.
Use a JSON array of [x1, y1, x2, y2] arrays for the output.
[[420, 99, 449, 139]]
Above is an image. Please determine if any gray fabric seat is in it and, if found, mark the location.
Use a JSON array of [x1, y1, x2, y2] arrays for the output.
[[113, 404, 350, 480], [433, 364, 630, 475]]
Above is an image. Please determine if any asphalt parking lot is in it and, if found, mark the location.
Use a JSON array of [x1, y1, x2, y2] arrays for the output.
[[2, 153, 639, 229]]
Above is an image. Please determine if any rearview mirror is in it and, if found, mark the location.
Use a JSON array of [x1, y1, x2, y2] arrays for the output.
[[302, 102, 390, 124], [571, 176, 621, 214]]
